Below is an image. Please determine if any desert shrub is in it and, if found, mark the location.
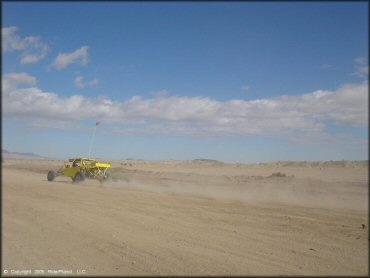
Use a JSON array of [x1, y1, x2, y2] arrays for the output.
[[269, 172, 286, 178]]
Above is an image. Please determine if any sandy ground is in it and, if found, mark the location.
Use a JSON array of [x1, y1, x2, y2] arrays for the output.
[[2, 158, 368, 276]]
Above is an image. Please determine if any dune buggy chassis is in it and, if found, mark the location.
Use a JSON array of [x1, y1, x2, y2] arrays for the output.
[[47, 158, 111, 183]]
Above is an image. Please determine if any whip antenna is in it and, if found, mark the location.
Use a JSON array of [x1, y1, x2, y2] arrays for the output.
[[88, 121, 100, 158]]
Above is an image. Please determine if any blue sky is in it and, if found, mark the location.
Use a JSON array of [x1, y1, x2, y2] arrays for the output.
[[2, 2, 368, 162]]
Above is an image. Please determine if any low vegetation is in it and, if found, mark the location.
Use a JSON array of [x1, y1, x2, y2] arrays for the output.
[[268, 172, 287, 178]]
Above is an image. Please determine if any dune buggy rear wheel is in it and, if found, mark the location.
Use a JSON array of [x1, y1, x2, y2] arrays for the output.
[[100, 172, 112, 183]]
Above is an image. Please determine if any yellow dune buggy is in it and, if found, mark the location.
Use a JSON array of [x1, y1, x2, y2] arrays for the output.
[[47, 158, 112, 183]]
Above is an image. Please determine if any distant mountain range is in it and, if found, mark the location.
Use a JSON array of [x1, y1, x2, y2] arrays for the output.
[[2, 149, 42, 158]]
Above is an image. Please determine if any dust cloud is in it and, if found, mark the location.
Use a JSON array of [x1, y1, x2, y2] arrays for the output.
[[97, 176, 367, 211]]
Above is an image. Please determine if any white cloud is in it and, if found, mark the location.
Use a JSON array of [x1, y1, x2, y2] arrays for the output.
[[353, 57, 369, 77], [74, 75, 99, 88], [354, 66, 369, 77], [151, 89, 169, 98], [52, 46, 89, 70], [2, 26, 49, 64], [2, 26, 25, 51], [355, 57, 366, 65], [20, 50, 49, 65], [241, 85, 250, 91], [2, 72, 368, 141], [3, 72, 37, 85], [2, 72, 37, 93], [321, 64, 332, 69]]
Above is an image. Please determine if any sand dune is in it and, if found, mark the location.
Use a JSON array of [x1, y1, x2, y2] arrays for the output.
[[2, 158, 368, 275]]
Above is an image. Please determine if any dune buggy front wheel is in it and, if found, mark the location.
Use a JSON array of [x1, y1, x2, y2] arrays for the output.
[[47, 171, 56, 181], [72, 172, 85, 183]]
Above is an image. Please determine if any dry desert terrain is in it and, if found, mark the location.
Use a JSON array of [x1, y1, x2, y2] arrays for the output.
[[2, 158, 368, 276]]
